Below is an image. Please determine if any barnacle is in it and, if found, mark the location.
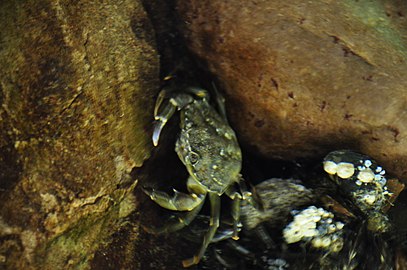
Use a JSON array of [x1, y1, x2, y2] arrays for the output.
[[283, 206, 344, 253], [323, 161, 356, 179]]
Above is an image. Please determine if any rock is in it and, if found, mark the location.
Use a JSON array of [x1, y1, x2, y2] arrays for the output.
[[176, 0, 407, 180], [0, 0, 163, 269]]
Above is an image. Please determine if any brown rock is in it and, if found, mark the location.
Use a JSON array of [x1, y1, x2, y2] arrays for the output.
[[176, 0, 407, 180], [0, 0, 172, 269]]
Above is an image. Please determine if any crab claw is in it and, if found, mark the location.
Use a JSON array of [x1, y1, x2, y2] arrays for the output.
[[152, 93, 176, 146], [142, 187, 205, 211], [152, 120, 166, 146]]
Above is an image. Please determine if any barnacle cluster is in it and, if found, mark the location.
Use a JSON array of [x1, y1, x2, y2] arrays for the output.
[[283, 206, 344, 253], [323, 150, 393, 232], [193, 148, 403, 269]]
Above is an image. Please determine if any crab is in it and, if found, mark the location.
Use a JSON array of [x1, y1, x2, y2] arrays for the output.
[[144, 85, 244, 267]]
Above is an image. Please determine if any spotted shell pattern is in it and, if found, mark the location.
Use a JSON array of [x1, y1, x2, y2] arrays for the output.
[[323, 150, 392, 232]]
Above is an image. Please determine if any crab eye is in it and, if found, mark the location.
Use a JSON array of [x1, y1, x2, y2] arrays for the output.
[[188, 151, 200, 165]]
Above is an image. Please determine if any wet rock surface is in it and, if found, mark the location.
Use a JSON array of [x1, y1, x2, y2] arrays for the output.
[[176, 0, 407, 180], [0, 0, 173, 269]]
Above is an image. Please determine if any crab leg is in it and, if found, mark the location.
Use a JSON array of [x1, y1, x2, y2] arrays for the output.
[[225, 185, 242, 240], [142, 200, 205, 234], [253, 224, 277, 249], [182, 193, 221, 267]]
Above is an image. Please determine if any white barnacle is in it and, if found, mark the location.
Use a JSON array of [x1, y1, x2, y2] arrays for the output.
[[331, 240, 344, 253], [283, 226, 303, 244], [335, 222, 344, 230], [364, 160, 372, 167], [328, 224, 337, 233], [323, 161, 338, 175], [363, 194, 376, 205], [336, 162, 355, 179], [376, 166, 383, 173], [317, 208, 326, 215], [312, 238, 323, 248], [322, 211, 330, 218], [326, 218, 333, 224], [357, 168, 375, 183], [321, 237, 332, 247]]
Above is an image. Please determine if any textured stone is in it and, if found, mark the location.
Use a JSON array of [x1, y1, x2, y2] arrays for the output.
[[176, 0, 407, 180], [0, 0, 159, 269]]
